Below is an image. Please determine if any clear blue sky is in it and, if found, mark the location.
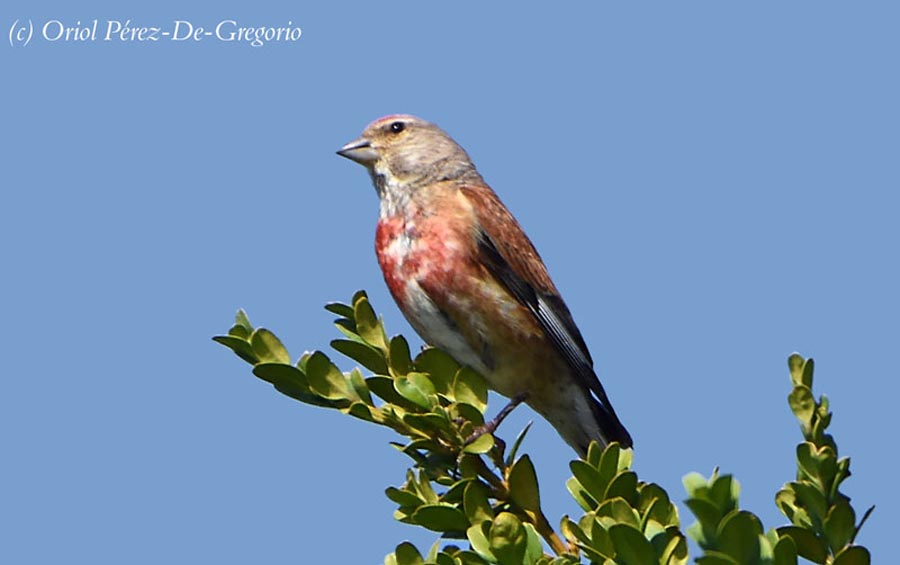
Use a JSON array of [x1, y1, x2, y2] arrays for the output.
[[3, 2, 897, 562]]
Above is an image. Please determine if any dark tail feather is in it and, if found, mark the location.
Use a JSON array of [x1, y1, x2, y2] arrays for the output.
[[589, 397, 633, 449]]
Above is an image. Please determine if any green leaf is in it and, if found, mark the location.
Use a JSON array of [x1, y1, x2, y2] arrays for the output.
[[684, 497, 721, 533], [684, 470, 742, 547], [391, 541, 425, 565], [452, 368, 488, 413], [432, 548, 459, 565], [638, 483, 677, 527], [467, 522, 495, 563], [463, 433, 495, 454], [686, 522, 707, 550], [234, 309, 253, 332], [585, 441, 604, 468], [304, 351, 351, 400], [389, 335, 413, 376], [396, 373, 436, 410], [660, 531, 690, 565], [587, 517, 616, 559], [324, 301, 354, 318], [615, 445, 634, 472], [521, 523, 545, 565], [608, 524, 655, 564], [463, 481, 494, 523], [716, 511, 762, 563], [771, 533, 798, 565], [489, 512, 527, 565], [776, 526, 828, 563], [249, 328, 291, 364], [414, 348, 459, 395], [682, 472, 709, 498], [569, 460, 609, 504], [598, 443, 622, 484], [251, 363, 337, 407], [353, 293, 388, 351], [415, 471, 439, 504], [413, 504, 470, 533], [333, 318, 360, 340], [642, 507, 666, 539], [560, 515, 588, 547], [596, 497, 640, 528], [775, 486, 811, 528], [452, 403, 486, 429], [796, 442, 826, 482], [396, 440, 443, 467], [348, 368, 373, 405], [440, 479, 472, 504], [818, 453, 839, 493], [403, 413, 451, 436], [347, 401, 379, 422], [212, 335, 257, 365], [835, 456, 851, 485], [330, 339, 389, 374], [566, 476, 598, 513], [508, 455, 541, 514], [790, 481, 828, 526], [824, 500, 856, 554], [787, 354, 812, 389], [386, 486, 424, 508], [605, 471, 638, 506], [709, 474, 739, 515], [788, 385, 815, 426], [227, 321, 250, 340], [574, 541, 612, 564], [832, 546, 871, 565], [367, 375, 416, 408]]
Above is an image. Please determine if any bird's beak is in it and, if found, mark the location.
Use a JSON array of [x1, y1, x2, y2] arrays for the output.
[[337, 137, 379, 165]]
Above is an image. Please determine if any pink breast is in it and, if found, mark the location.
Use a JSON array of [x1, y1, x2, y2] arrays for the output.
[[375, 215, 470, 307]]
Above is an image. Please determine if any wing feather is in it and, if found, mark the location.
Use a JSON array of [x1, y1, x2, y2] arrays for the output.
[[461, 184, 632, 447]]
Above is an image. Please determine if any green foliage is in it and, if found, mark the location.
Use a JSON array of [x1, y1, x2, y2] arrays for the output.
[[214, 292, 873, 564], [683, 469, 795, 564], [773, 355, 874, 564], [562, 442, 688, 564]]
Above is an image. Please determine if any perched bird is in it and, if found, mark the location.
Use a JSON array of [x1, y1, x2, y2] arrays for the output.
[[337, 115, 632, 455]]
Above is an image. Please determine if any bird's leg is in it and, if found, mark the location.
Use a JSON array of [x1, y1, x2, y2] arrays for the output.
[[465, 392, 529, 446]]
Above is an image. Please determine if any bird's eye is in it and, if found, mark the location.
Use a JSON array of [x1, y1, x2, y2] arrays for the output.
[[389, 121, 405, 134]]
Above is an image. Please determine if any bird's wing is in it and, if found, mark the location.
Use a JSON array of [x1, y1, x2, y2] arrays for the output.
[[459, 184, 621, 415]]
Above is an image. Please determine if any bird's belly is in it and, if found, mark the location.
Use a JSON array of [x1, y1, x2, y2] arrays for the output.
[[400, 277, 493, 376], [403, 272, 550, 399]]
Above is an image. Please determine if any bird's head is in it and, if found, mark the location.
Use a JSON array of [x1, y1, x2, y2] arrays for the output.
[[337, 115, 482, 199]]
